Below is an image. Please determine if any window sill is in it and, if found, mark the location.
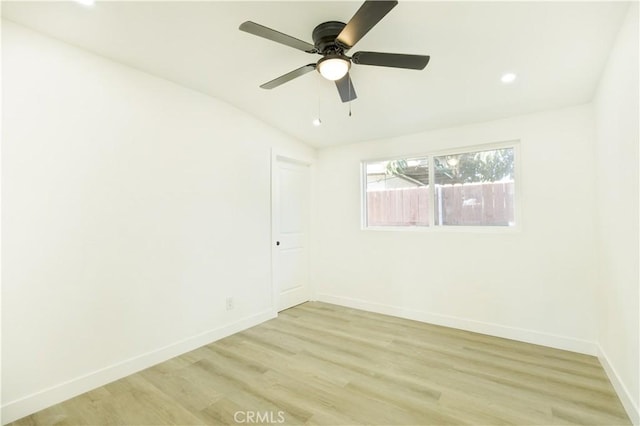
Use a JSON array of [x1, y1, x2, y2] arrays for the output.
[[362, 225, 521, 234]]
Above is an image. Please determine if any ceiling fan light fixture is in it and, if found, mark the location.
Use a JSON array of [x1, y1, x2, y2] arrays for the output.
[[501, 72, 517, 84], [317, 55, 350, 81]]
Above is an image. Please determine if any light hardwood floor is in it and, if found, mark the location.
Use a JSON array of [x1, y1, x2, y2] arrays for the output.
[[11, 302, 630, 425]]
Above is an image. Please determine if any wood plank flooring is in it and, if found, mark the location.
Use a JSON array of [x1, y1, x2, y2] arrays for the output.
[[11, 302, 630, 425]]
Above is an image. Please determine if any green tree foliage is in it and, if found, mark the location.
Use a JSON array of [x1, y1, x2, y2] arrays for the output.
[[385, 159, 408, 176], [436, 148, 514, 184], [386, 148, 513, 185]]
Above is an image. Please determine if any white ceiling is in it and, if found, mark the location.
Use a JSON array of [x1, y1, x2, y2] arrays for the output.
[[1, 1, 630, 148]]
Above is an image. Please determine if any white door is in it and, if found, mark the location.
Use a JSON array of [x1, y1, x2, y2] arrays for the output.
[[273, 157, 311, 311]]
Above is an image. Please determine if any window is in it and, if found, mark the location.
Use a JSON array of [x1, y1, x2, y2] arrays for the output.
[[363, 144, 516, 228], [365, 157, 430, 227]]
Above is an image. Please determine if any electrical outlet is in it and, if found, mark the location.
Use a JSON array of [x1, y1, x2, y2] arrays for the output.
[[226, 297, 234, 310]]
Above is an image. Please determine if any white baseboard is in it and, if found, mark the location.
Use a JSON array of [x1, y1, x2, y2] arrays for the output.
[[316, 293, 598, 355], [598, 345, 640, 425], [1, 309, 275, 425]]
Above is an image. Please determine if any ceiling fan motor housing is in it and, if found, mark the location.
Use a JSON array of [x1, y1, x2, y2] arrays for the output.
[[312, 21, 347, 54]]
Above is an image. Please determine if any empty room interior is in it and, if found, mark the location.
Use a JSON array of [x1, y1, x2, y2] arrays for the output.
[[1, 1, 639, 425]]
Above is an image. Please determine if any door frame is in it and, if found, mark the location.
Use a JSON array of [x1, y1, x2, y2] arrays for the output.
[[271, 151, 313, 315]]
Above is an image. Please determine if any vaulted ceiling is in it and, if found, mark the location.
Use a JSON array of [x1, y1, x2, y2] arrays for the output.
[[1, 1, 630, 147]]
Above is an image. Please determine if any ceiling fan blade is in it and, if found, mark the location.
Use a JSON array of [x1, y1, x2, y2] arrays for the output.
[[336, 0, 398, 50], [260, 64, 317, 90], [352, 51, 430, 70], [240, 21, 317, 53], [335, 74, 357, 103]]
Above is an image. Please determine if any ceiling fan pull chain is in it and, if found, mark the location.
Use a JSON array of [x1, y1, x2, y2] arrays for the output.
[[312, 80, 322, 126], [348, 73, 353, 117]]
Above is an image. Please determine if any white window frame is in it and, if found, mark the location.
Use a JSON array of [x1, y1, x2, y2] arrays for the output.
[[361, 140, 521, 232]]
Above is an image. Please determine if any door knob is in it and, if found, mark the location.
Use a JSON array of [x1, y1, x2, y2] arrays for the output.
[[276, 241, 280, 246]]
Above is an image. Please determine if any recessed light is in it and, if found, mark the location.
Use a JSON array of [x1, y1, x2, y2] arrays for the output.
[[312, 118, 322, 127], [501, 72, 517, 84], [74, 0, 95, 6]]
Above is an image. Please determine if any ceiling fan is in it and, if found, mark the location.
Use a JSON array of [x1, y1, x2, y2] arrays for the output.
[[239, 0, 430, 103]]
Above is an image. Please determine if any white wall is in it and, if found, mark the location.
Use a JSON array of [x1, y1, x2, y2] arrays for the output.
[[1, 21, 314, 423], [312, 104, 599, 354], [593, 3, 640, 423]]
